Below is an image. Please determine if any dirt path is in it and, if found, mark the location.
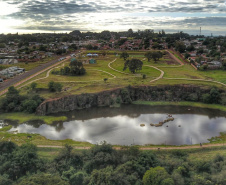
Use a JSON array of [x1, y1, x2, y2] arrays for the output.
[[108, 58, 130, 75], [166, 50, 184, 66], [20, 59, 118, 85], [144, 65, 164, 83], [142, 51, 226, 87], [163, 77, 226, 87], [37, 143, 226, 150], [18, 63, 65, 89]]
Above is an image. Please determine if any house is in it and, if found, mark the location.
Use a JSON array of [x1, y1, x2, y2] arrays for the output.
[[89, 58, 96, 64], [205, 61, 222, 69]]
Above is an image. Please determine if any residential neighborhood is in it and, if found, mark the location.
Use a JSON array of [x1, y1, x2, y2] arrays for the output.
[[0, 30, 226, 83]]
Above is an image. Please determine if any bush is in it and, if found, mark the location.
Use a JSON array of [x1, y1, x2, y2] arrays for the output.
[[48, 81, 63, 92]]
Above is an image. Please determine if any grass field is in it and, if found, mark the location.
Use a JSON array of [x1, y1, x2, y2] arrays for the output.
[[11, 50, 225, 100], [0, 112, 67, 124]]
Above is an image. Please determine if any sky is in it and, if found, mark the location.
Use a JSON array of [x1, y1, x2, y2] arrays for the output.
[[0, 0, 226, 35]]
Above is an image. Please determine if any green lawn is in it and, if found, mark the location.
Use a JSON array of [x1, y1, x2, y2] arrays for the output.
[[0, 112, 67, 124], [5, 50, 226, 100]]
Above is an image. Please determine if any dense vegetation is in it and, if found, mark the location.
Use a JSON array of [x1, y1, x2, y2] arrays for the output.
[[1, 141, 226, 185], [52, 58, 86, 76], [123, 59, 143, 74], [0, 86, 43, 113]]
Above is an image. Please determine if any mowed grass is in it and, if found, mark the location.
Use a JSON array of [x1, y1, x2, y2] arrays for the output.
[[0, 112, 67, 124], [133, 101, 226, 112], [13, 50, 226, 100], [0, 131, 93, 147], [187, 147, 226, 162]]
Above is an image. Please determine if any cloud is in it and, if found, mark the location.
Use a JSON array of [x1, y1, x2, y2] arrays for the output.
[[1, 0, 226, 33]]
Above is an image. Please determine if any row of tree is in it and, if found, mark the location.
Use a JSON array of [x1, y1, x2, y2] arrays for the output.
[[52, 58, 86, 76], [0, 86, 43, 113], [2, 141, 226, 185], [120, 51, 163, 74]]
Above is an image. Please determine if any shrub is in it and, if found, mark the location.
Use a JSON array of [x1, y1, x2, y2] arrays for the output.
[[48, 81, 63, 92]]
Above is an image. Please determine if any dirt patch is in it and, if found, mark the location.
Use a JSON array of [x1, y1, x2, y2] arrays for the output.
[[184, 74, 200, 79], [165, 60, 177, 65]]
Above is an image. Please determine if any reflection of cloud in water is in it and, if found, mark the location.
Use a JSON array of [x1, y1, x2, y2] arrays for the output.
[[9, 113, 226, 145]]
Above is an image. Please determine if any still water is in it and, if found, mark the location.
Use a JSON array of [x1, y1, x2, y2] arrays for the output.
[[8, 105, 226, 145]]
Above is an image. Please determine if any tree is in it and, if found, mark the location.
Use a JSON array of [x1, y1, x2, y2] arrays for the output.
[[120, 51, 129, 61], [22, 99, 38, 113], [69, 59, 86, 76], [2, 86, 22, 112], [222, 60, 226, 70], [0, 141, 17, 155], [175, 41, 186, 53], [184, 53, 191, 59], [48, 81, 63, 92], [30, 82, 37, 91], [143, 166, 174, 185], [68, 44, 77, 50], [8, 143, 43, 180], [17, 173, 69, 185], [145, 51, 153, 62], [145, 51, 163, 63], [0, 175, 13, 185], [123, 59, 143, 74], [100, 50, 107, 57]]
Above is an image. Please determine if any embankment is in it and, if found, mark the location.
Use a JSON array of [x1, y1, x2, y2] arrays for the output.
[[36, 85, 226, 115]]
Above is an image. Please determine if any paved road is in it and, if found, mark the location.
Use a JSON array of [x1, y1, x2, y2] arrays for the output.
[[0, 54, 71, 96]]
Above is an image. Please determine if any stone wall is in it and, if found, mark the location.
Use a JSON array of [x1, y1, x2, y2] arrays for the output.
[[36, 85, 223, 115]]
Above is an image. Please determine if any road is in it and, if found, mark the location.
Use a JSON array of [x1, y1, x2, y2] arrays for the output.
[[0, 54, 71, 96]]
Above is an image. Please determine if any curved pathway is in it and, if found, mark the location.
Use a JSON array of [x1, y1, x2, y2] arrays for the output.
[[19, 58, 119, 86], [163, 77, 226, 87], [141, 52, 226, 87], [108, 58, 130, 75], [25, 69, 116, 84], [18, 63, 65, 89], [144, 65, 164, 83]]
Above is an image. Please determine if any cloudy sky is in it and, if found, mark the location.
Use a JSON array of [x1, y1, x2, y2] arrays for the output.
[[0, 0, 226, 35]]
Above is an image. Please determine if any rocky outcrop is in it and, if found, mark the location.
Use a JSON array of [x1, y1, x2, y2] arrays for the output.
[[36, 85, 224, 115]]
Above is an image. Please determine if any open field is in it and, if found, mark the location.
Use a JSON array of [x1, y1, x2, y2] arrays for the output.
[[8, 50, 224, 100], [0, 112, 67, 124], [133, 101, 226, 112]]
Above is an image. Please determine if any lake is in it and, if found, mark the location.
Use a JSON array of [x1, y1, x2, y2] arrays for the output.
[[7, 105, 226, 145]]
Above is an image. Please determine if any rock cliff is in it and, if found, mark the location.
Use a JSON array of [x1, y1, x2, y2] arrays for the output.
[[36, 85, 223, 115]]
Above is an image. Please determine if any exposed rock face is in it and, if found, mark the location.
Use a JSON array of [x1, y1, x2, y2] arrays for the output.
[[36, 85, 222, 115]]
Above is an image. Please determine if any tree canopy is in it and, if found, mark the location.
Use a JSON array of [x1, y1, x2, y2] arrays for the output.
[[120, 51, 129, 61], [145, 51, 163, 63], [123, 58, 143, 73]]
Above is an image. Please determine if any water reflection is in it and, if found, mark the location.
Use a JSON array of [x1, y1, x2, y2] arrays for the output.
[[8, 105, 226, 145]]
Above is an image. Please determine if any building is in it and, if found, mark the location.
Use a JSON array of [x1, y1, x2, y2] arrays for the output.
[[89, 59, 96, 64]]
